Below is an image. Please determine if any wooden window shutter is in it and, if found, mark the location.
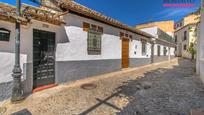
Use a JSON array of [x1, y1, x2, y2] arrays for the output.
[[125, 33, 128, 37], [120, 32, 124, 37], [91, 24, 97, 31], [129, 35, 132, 39], [98, 26, 103, 33], [83, 22, 90, 31]]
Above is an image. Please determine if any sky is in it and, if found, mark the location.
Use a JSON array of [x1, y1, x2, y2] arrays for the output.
[[0, 0, 201, 27]]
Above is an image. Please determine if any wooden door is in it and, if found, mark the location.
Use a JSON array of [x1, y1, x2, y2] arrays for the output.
[[122, 38, 129, 68], [33, 29, 55, 89]]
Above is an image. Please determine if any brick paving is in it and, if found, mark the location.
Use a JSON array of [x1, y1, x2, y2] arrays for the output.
[[1, 59, 204, 115]]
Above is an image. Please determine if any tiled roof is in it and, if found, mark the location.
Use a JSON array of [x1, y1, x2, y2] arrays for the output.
[[62, 1, 153, 38], [0, 2, 27, 24], [0, 1, 153, 38], [174, 22, 198, 33], [0, 2, 65, 25]]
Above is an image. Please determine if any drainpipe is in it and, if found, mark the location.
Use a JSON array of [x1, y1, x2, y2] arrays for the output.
[[11, 0, 24, 102], [151, 38, 156, 63]]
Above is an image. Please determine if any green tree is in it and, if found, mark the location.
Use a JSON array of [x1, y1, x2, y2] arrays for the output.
[[188, 42, 196, 60]]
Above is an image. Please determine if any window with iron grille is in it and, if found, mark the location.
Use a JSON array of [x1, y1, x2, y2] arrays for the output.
[[175, 35, 177, 43], [157, 45, 161, 56], [183, 44, 187, 50], [184, 31, 187, 41], [141, 41, 147, 55], [163, 47, 167, 56], [87, 29, 102, 55]]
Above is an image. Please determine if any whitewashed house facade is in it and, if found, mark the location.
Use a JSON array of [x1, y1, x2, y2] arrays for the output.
[[139, 26, 176, 62], [175, 23, 198, 58], [197, 1, 204, 83], [0, 1, 176, 102]]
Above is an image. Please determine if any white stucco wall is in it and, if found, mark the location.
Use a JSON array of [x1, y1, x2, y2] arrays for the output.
[[56, 13, 151, 61], [129, 39, 151, 58], [0, 20, 63, 84], [140, 26, 158, 38], [198, 6, 204, 83], [56, 14, 122, 61], [0, 12, 175, 86], [175, 24, 196, 58]]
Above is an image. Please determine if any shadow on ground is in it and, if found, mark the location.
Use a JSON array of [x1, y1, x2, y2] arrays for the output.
[[80, 59, 204, 115]]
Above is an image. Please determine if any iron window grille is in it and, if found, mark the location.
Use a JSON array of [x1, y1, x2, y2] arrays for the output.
[[183, 44, 187, 50], [141, 41, 147, 55], [87, 29, 102, 55], [163, 47, 167, 56], [184, 31, 187, 41], [0, 28, 10, 41], [157, 45, 161, 56]]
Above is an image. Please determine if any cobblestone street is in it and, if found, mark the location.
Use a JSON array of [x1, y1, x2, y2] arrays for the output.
[[1, 59, 204, 115]]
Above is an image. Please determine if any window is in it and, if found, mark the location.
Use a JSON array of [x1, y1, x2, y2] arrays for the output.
[[183, 44, 187, 50], [180, 22, 182, 27], [175, 35, 177, 43], [87, 29, 102, 55], [120, 32, 124, 37], [91, 24, 97, 31], [0, 28, 10, 41], [98, 26, 103, 33], [157, 45, 160, 56], [184, 31, 187, 41], [83, 22, 104, 34], [125, 33, 128, 37], [163, 47, 167, 56], [83, 22, 90, 31], [177, 24, 180, 28], [141, 41, 146, 55], [129, 35, 132, 39]]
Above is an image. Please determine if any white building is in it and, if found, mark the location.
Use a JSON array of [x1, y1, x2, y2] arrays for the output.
[[139, 26, 176, 62], [0, 1, 176, 102], [197, 2, 204, 83], [174, 9, 200, 59], [175, 23, 198, 58]]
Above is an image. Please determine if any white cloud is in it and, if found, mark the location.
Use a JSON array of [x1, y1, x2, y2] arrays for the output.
[[151, 7, 198, 20]]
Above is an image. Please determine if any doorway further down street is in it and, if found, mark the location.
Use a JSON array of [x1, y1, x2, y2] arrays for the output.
[[1, 58, 204, 115]]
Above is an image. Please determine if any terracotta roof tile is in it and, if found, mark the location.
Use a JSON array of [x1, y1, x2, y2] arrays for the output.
[[0, 2, 65, 25]]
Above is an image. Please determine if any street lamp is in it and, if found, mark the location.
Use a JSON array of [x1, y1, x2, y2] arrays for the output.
[[11, 0, 24, 102]]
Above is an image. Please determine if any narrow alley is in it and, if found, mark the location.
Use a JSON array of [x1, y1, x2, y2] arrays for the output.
[[1, 59, 204, 115]]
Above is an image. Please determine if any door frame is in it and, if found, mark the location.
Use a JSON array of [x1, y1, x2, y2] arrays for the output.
[[32, 29, 56, 89]]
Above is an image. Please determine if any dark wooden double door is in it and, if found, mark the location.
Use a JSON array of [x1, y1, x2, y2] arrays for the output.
[[33, 29, 55, 89]]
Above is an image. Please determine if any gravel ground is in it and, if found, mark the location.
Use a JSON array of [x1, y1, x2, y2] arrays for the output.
[[117, 59, 204, 115], [1, 59, 204, 115]]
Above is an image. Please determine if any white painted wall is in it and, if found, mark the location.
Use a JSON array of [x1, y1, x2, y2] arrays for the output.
[[198, 5, 204, 83], [129, 39, 151, 58], [170, 47, 175, 55], [175, 24, 197, 58], [0, 20, 63, 84], [140, 27, 175, 57], [56, 14, 122, 61], [56, 13, 152, 61], [140, 26, 158, 38], [0, 12, 175, 86]]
